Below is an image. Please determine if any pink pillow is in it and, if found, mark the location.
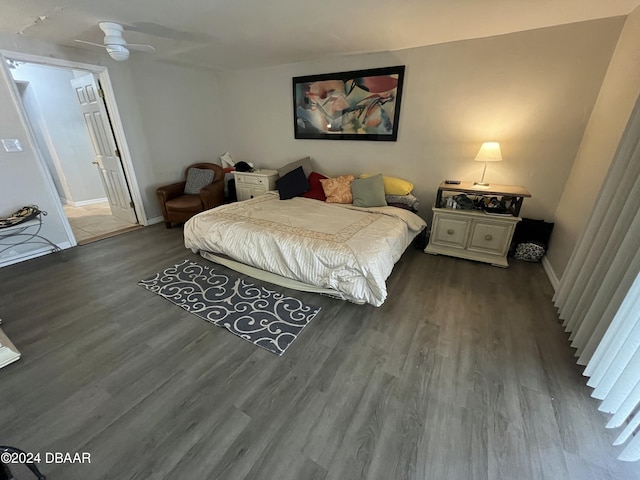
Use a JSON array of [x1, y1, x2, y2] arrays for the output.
[[320, 175, 355, 203], [302, 172, 328, 201]]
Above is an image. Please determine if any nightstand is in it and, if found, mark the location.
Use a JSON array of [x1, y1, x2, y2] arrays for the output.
[[424, 181, 531, 267], [232, 169, 279, 201]]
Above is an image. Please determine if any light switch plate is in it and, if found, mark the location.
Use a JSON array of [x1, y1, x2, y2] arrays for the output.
[[1, 139, 23, 152]]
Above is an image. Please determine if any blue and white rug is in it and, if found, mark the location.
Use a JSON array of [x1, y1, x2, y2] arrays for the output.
[[138, 260, 321, 356]]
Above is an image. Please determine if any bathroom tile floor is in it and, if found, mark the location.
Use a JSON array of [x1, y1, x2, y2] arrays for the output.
[[63, 202, 140, 244]]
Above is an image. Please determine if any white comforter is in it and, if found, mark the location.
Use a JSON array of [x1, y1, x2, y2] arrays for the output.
[[184, 192, 426, 306]]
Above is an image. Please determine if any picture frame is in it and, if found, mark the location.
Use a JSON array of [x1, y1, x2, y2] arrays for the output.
[[292, 65, 405, 141]]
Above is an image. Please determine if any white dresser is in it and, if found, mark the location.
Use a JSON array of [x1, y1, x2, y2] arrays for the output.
[[233, 169, 279, 202], [424, 182, 531, 267]]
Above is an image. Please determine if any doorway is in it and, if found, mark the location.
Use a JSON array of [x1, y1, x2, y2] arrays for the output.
[[6, 58, 141, 244]]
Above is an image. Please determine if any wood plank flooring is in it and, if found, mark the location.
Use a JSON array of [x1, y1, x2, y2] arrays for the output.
[[0, 224, 638, 480]]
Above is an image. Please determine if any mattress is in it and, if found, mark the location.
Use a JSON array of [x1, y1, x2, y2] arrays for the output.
[[184, 192, 426, 306]]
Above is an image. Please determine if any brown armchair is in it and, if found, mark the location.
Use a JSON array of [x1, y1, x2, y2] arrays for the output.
[[156, 163, 224, 228]]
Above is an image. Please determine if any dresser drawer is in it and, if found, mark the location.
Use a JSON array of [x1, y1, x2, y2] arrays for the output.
[[425, 181, 529, 268], [431, 215, 471, 249], [467, 221, 513, 255], [235, 174, 267, 186], [233, 170, 279, 201]]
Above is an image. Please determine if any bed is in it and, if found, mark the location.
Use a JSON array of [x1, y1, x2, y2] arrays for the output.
[[183, 192, 426, 306]]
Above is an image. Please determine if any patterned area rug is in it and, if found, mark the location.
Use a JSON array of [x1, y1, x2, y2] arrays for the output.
[[138, 260, 321, 356]]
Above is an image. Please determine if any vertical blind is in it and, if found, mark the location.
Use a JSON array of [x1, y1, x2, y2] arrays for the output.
[[553, 94, 640, 461]]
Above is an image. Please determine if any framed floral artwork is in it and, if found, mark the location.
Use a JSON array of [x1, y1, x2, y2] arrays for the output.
[[293, 65, 405, 141]]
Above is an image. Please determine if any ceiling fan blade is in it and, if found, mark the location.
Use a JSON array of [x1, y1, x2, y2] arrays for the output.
[[127, 44, 156, 53], [74, 39, 107, 49]]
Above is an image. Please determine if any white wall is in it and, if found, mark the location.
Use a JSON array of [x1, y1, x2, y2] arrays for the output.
[[11, 63, 105, 204], [545, 7, 640, 280]]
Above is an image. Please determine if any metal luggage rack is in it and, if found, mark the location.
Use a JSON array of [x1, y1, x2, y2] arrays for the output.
[[0, 210, 61, 257]]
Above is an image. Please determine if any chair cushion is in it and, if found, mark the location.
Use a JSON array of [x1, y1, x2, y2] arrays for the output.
[[184, 168, 215, 194], [166, 195, 203, 212]]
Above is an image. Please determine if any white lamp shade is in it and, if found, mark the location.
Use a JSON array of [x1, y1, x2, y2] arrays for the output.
[[106, 44, 130, 61], [474, 142, 502, 162]]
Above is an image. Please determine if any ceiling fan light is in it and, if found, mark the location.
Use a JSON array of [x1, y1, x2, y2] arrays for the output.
[[106, 44, 130, 61], [103, 34, 126, 46]]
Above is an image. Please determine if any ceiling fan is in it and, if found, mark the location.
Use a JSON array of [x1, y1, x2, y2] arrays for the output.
[[75, 22, 156, 61]]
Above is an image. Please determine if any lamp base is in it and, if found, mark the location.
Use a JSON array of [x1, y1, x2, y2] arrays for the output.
[[474, 181, 490, 187]]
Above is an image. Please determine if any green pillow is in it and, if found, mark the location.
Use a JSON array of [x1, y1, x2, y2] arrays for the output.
[[351, 174, 387, 207]]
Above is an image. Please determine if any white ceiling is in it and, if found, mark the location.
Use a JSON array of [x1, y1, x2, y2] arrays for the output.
[[2, 0, 639, 70]]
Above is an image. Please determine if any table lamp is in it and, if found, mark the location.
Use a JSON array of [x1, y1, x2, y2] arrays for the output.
[[474, 142, 502, 186]]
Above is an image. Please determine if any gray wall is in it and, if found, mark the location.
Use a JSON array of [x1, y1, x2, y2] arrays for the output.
[[546, 7, 640, 281], [0, 15, 635, 272], [125, 58, 226, 213], [0, 34, 224, 264], [11, 63, 105, 204], [0, 58, 69, 263], [15, 81, 67, 200], [213, 18, 624, 225]]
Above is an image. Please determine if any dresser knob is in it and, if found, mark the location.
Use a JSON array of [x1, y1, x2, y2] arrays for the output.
[[485, 234, 493, 241], [447, 229, 454, 235]]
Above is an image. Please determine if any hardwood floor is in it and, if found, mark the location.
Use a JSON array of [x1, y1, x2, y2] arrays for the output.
[[0, 224, 638, 480]]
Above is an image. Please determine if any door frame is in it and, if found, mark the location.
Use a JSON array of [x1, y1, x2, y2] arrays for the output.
[[0, 50, 149, 235]]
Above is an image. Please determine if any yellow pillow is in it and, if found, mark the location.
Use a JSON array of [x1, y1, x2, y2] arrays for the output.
[[360, 174, 413, 195], [320, 175, 355, 203]]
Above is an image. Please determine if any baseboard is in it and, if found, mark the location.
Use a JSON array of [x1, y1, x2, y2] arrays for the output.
[[77, 225, 142, 245], [0, 241, 72, 268], [542, 256, 560, 292], [71, 197, 108, 207], [146, 216, 165, 226]]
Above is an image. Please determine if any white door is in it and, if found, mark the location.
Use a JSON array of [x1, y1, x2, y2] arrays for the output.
[[70, 74, 137, 224]]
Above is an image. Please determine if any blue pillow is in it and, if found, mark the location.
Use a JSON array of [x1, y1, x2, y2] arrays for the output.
[[276, 166, 310, 200]]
